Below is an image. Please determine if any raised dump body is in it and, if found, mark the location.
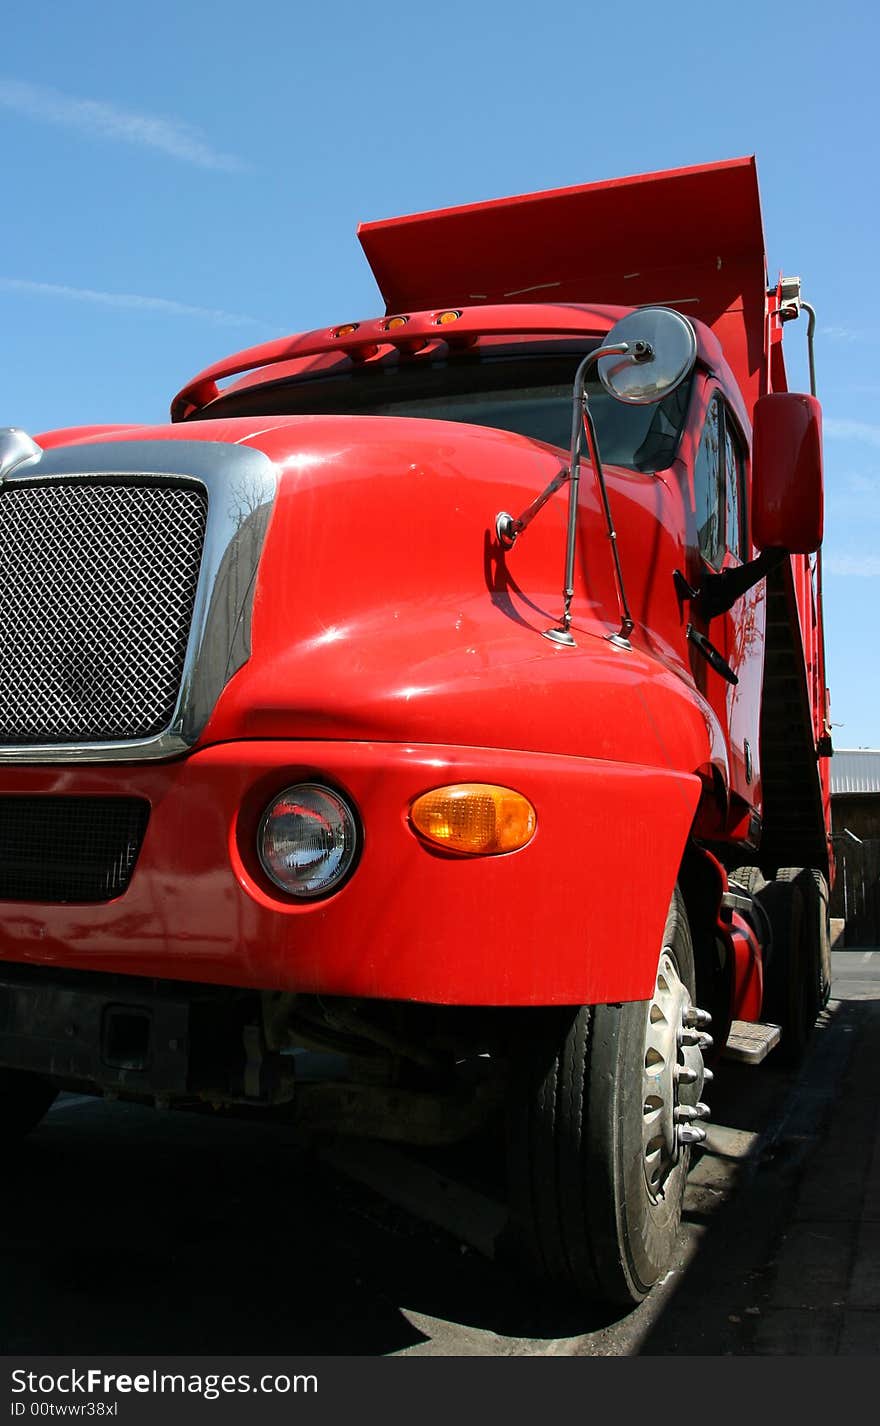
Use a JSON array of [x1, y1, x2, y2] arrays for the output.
[[0, 158, 831, 1306]]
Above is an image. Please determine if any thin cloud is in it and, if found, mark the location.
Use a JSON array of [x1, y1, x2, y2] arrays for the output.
[[824, 553, 880, 577], [0, 277, 274, 329], [845, 472, 880, 495], [824, 418, 880, 448], [0, 78, 244, 171], [820, 324, 863, 343]]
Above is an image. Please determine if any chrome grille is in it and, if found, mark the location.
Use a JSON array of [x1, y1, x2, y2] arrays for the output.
[[0, 480, 207, 744]]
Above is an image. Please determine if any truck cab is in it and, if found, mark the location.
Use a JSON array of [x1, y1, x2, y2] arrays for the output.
[[0, 157, 831, 1306]]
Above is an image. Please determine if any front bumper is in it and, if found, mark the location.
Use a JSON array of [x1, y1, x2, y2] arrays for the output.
[[0, 741, 699, 1006]]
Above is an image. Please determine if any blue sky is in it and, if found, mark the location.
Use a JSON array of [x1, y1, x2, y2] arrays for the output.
[[2, 0, 877, 747]]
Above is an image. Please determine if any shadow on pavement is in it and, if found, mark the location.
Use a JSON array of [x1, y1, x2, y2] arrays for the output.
[[1, 1101, 620, 1354]]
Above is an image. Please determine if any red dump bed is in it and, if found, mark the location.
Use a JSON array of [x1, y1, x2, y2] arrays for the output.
[[359, 156, 770, 413]]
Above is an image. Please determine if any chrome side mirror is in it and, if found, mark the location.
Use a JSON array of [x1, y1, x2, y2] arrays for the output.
[[597, 308, 697, 406]]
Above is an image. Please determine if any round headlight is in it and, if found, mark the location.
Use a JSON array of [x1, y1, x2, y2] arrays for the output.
[[258, 784, 358, 899]]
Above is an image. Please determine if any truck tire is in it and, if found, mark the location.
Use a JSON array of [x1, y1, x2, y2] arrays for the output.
[[0, 1070, 57, 1139], [506, 889, 709, 1305], [776, 867, 832, 1010], [757, 876, 818, 1066], [729, 865, 766, 895]]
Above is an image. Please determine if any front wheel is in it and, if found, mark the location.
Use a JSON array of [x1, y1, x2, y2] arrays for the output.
[[506, 889, 711, 1305]]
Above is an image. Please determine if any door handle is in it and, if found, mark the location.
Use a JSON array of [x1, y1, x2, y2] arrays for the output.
[[686, 624, 738, 685]]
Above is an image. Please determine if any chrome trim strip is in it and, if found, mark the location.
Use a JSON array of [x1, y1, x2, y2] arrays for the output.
[[0, 439, 277, 763]]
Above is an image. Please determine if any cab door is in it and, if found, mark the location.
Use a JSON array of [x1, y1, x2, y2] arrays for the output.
[[690, 388, 764, 836]]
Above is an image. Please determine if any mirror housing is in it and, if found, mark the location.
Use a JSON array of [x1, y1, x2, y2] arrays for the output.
[[752, 393, 824, 553]]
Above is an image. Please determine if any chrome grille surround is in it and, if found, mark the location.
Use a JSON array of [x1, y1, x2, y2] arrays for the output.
[[0, 440, 277, 763]]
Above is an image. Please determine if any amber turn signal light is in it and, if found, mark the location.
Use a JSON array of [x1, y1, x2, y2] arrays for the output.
[[410, 784, 536, 855]]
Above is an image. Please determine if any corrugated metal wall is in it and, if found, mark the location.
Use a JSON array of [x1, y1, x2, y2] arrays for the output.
[[830, 750, 880, 797]]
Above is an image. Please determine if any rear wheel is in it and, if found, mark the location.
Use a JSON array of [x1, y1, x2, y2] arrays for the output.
[[776, 867, 832, 1011], [758, 875, 819, 1066], [0, 1070, 57, 1139], [506, 889, 711, 1305], [729, 865, 767, 896]]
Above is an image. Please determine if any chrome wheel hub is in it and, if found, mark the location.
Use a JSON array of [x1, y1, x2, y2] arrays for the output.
[[642, 949, 713, 1200]]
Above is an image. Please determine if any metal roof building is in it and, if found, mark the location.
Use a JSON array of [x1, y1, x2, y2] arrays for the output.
[[830, 750, 880, 796]]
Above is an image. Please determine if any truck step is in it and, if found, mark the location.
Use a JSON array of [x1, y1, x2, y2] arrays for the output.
[[722, 1020, 782, 1064]]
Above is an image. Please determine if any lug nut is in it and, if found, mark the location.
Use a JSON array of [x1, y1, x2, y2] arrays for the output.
[[675, 1064, 699, 1085], [702, 1067, 714, 1084], [679, 1028, 714, 1051], [674, 1102, 711, 1124], [677, 1124, 707, 1145], [683, 1006, 712, 1029]]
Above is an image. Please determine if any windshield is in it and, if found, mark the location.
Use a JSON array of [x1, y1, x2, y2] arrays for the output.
[[192, 350, 692, 473]]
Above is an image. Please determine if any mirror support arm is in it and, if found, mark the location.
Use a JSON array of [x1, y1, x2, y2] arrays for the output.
[[543, 344, 643, 648], [677, 548, 787, 622], [495, 465, 569, 545], [496, 342, 638, 549], [497, 342, 645, 650], [579, 390, 636, 650], [801, 301, 817, 398], [495, 307, 694, 652]]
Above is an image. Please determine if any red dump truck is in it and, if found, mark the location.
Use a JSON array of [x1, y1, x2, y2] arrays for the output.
[[0, 157, 832, 1305]]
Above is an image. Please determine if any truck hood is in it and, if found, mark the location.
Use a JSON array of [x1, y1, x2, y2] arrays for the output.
[[28, 413, 723, 777]]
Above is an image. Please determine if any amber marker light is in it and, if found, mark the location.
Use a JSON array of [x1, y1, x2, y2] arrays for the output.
[[436, 310, 461, 325], [333, 323, 359, 337], [384, 316, 409, 330], [410, 783, 536, 856]]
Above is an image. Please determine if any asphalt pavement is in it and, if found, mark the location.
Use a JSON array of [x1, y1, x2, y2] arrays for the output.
[[743, 950, 880, 1354]]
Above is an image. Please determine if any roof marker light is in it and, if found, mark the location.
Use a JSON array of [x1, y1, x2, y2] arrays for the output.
[[436, 310, 461, 325], [384, 316, 409, 330], [333, 323, 359, 338]]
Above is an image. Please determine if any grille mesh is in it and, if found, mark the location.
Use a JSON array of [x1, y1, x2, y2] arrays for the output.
[[0, 481, 207, 743], [0, 796, 149, 902]]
